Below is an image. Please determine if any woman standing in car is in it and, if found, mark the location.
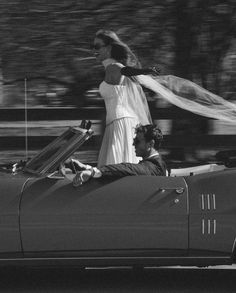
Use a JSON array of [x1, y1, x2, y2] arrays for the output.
[[92, 29, 158, 167]]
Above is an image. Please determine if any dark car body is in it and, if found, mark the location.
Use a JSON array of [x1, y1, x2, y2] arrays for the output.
[[0, 126, 236, 268]]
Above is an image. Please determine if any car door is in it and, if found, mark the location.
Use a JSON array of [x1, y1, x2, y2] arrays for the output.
[[20, 175, 188, 256]]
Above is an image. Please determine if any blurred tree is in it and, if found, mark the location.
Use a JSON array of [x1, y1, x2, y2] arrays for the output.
[[0, 0, 235, 106]]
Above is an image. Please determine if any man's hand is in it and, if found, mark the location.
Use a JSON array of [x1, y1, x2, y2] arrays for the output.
[[12, 159, 29, 174], [72, 159, 90, 170], [64, 158, 91, 173], [73, 170, 92, 187]]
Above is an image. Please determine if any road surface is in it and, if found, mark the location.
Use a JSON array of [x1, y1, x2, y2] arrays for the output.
[[0, 266, 236, 292]]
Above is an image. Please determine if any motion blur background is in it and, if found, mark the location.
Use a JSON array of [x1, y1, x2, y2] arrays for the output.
[[0, 0, 235, 107], [0, 0, 235, 164]]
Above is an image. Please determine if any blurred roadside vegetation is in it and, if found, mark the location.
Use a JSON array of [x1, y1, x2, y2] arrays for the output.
[[0, 0, 235, 107]]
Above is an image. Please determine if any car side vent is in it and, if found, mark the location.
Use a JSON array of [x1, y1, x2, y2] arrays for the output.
[[202, 219, 216, 235], [200, 193, 216, 211]]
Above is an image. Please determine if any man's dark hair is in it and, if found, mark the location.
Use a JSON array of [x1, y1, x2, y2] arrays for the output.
[[135, 124, 163, 149]]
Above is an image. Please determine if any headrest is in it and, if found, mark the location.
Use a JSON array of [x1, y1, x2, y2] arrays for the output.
[[215, 150, 236, 167]]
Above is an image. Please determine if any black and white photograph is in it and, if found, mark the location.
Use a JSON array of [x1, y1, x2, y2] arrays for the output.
[[0, 0, 236, 291]]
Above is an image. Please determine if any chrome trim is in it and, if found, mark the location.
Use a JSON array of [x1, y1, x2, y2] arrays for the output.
[[202, 219, 205, 234], [201, 194, 205, 210], [212, 194, 216, 210], [176, 187, 184, 194], [213, 219, 216, 234], [207, 194, 210, 210], [159, 187, 184, 192], [174, 198, 180, 204], [182, 178, 189, 214], [201, 219, 217, 235], [200, 194, 217, 211], [208, 219, 211, 234], [0, 256, 230, 261]]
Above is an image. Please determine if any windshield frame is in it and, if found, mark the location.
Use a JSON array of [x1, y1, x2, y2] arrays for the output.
[[23, 126, 93, 175]]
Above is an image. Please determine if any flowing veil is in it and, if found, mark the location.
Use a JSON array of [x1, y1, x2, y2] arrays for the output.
[[137, 75, 236, 123], [123, 76, 153, 125]]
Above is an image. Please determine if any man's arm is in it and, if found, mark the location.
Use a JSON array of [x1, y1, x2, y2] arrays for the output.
[[73, 162, 152, 187], [72, 161, 165, 187], [99, 162, 155, 177]]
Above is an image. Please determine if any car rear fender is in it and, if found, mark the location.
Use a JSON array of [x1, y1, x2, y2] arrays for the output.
[[186, 168, 236, 254]]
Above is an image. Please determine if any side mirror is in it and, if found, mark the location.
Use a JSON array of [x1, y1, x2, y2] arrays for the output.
[[80, 119, 92, 130]]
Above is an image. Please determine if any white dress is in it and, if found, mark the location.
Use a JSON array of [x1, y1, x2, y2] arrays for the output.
[[97, 59, 151, 167]]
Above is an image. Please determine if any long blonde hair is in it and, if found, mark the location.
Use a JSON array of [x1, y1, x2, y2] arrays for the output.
[[95, 29, 141, 68]]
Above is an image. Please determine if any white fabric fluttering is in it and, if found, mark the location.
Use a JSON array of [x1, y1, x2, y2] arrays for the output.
[[137, 75, 236, 123], [97, 117, 140, 167], [123, 76, 152, 124]]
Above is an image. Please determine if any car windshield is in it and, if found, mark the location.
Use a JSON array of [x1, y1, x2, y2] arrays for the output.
[[24, 126, 93, 175]]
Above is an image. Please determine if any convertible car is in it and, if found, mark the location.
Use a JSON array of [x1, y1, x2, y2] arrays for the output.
[[0, 124, 236, 268]]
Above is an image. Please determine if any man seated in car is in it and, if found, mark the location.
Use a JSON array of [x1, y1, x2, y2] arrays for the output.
[[71, 124, 166, 187]]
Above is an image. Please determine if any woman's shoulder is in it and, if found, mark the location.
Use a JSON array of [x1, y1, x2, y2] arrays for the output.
[[106, 62, 124, 70], [105, 63, 125, 85]]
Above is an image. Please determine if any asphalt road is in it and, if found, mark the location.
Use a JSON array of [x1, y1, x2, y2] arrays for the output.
[[0, 266, 236, 292]]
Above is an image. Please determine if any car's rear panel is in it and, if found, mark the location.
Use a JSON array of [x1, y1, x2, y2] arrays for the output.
[[186, 168, 236, 256]]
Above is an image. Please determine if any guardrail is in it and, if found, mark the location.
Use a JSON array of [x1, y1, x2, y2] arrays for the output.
[[1, 135, 236, 150], [0, 103, 207, 121]]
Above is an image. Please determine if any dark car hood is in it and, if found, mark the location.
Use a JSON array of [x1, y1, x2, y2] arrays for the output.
[[0, 168, 31, 179], [0, 169, 35, 253], [0, 169, 34, 198]]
